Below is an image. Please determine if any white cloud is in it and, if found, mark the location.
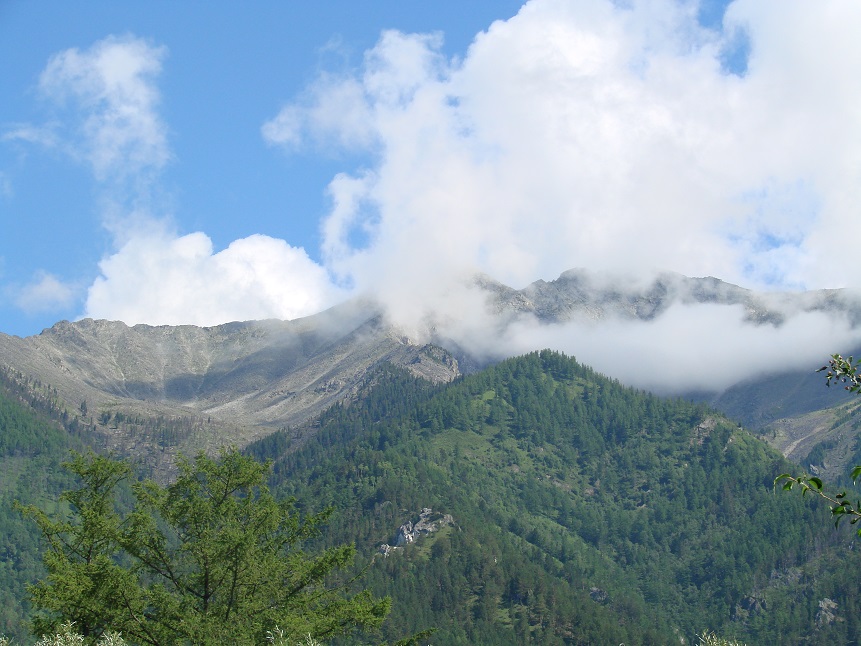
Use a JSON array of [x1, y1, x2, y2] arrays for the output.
[[14, 271, 79, 314], [262, 31, 445, 153], [482, 304, 861, 394], [262, 78, 376, 151], [15, 35, 343, 329], [268, 0, 861, 312], [37, 34, 170, 184], [258, 0, 861, 391], [84, 231, 344, 327]]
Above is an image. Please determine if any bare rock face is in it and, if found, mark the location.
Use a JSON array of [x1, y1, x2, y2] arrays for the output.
[[0, 300, 460, 467], [394, 508, 455, 546], [378, 508, 455, 557], [816, 598, 840, 628]]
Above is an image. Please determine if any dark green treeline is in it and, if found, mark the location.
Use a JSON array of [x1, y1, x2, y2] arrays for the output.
[[248, 350, 861, 645]]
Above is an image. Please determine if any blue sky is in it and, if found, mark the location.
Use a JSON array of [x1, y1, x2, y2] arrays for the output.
[[0, 1, 523, 336], [2, 0, 859, 352]]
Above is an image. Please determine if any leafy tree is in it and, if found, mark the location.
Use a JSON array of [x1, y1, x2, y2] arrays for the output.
[[18, 449, 390, 645], [776, 354, 861, 533]]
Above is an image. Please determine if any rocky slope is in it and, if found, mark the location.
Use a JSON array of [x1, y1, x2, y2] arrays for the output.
[[477, 268, 861, 325], [0, 299, 459, 465], [3, 268, 860, 472]]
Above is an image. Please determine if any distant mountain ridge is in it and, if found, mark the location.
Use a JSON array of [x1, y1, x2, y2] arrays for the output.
[[1, 269, 859, 472], [477, 268, 860, 325]]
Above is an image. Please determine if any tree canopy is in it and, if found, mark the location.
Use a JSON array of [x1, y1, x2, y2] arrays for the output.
[[18, 448, 390, 645]]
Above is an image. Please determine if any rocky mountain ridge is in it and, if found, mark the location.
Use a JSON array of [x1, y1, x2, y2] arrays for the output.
[[2, 269, 859, 470], [0, 299, 459, 465], [476, 268, 861, 325]]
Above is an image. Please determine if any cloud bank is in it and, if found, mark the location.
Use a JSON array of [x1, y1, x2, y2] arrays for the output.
[[86, 230, 343, 327], [17, 1, 861, 392], [262, 0, 861, 391], [265, 0, 861, 302]]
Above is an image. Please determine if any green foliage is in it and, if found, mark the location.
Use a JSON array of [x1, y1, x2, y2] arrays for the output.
[[820, 353, 861, 393], [0, 375, 85, 643], [248, 351, 852, 645], [19, 449, 390, 645], [775, 469, 861, 535], [776, 354, 861, 535]]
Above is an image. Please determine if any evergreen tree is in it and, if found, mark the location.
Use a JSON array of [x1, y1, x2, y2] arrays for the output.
[[19, 449, 390, 645]]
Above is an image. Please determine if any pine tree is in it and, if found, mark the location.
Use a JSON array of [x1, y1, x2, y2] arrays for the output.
[[19, 449, 390, 645]]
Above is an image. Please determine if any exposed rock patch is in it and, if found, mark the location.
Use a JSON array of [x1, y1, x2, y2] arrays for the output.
[[377, 508, 455, 557]]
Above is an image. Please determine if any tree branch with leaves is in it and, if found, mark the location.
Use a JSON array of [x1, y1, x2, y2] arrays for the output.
[[774, 354, 861, 535]]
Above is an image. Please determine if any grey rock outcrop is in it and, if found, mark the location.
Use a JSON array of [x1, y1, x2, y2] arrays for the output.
[[378, 508, 455, 556], [0, 299, 460, 467], [816, 597, 840, 627]]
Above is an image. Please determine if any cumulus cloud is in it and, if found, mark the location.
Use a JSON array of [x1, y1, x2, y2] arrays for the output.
[[16, 35, 342, 328], [260, 0, 861, 391], [262, 31, 445, 153], [267, 0, 861, 302], [85, 230, 344, 326]]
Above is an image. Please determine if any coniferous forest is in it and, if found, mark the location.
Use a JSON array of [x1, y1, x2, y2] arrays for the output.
[[249, 351, 861, 645], [3, 351, 861, 643], [0, 372, 83, 642]]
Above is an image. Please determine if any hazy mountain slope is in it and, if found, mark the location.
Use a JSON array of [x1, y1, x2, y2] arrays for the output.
[[250, 352, 861, 645], [2, 268, 859, 475], [689, 347, 861, 481], [474, 269, 861, 477], [0, 300, 459, 466], [704, 359, 857, 431], [479, 268, 860, 325]]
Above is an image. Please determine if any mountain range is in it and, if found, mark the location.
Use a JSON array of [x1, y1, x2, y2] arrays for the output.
[[1, 269, 857, 476], [3, 269, 861, 643]]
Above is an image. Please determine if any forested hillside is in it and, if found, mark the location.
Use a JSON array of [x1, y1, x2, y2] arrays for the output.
[[4, 351, 861, 643], [249, 351, 861, 645], [0, 370, 89, 642]]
